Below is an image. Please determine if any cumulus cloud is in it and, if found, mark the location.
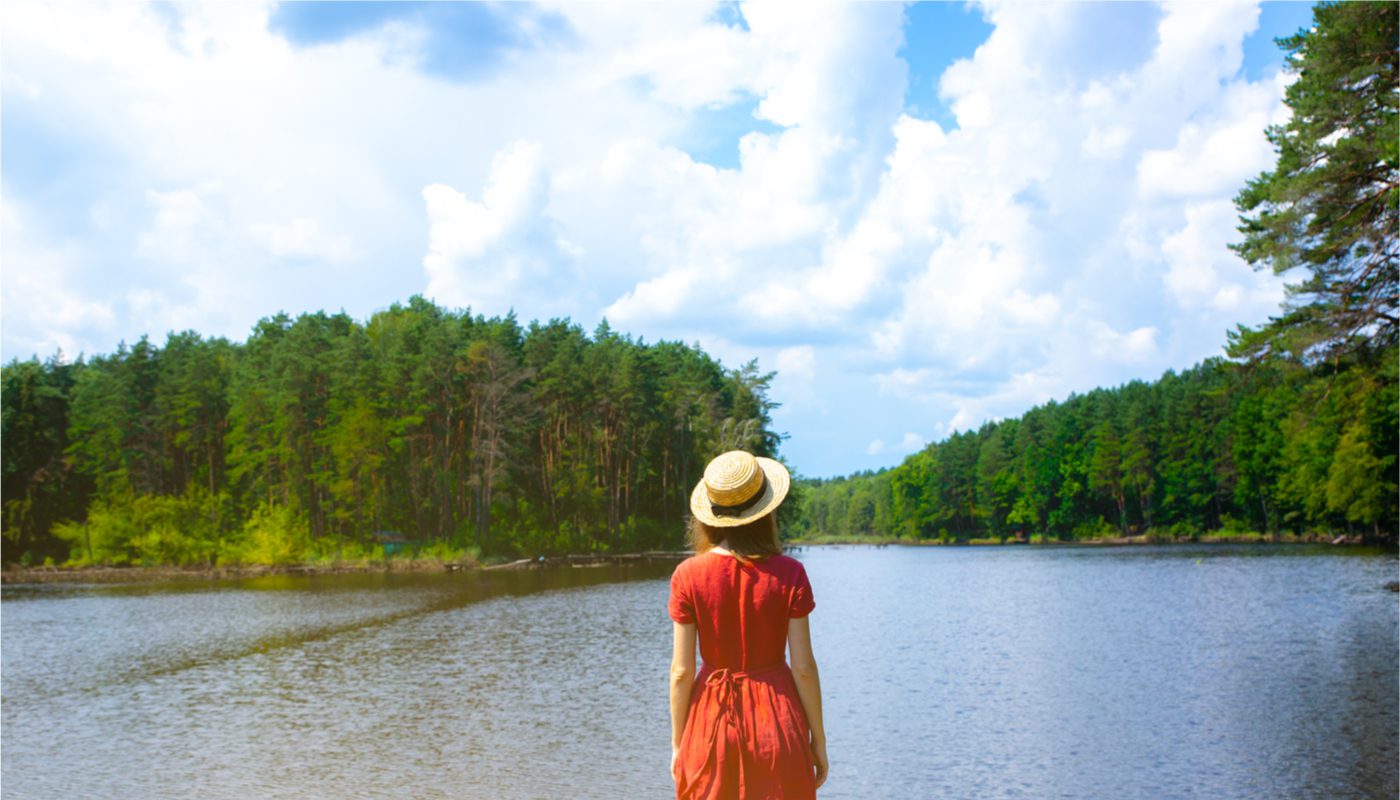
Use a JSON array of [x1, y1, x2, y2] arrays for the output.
[[846, 0, 1286, 443], [1137, 81, 1286, 201], [593, 4, 911, 337], [1, 191, 116, 359], [1089, 322, 1160, 364], [248, 218, 357, 262], [137, 186, 228, 265], [944, 369, 1066, 435], [422, 140, 585, 314], [1, 0, 676, 349], [1160, 199, 1282, 314]]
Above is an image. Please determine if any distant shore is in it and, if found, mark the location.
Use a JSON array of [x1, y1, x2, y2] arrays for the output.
[[784, 532, 1374, 548]]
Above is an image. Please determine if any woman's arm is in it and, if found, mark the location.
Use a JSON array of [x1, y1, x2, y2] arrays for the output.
[[788, 615, 829, 789], [669, 621, 698, 760]]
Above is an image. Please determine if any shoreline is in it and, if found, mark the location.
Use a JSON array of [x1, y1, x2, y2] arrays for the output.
[[0, 551, 692, 586], [785, 533, 1379, 548], [5, 537, 1389, 586]]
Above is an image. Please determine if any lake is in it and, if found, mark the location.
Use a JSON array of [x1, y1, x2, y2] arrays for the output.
[[2, 545, 1396, 799]]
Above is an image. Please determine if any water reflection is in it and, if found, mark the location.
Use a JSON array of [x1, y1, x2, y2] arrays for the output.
[[805, 545, 1398, 800], [3, 546, 1395, 799], [3, 563, 680, 799]]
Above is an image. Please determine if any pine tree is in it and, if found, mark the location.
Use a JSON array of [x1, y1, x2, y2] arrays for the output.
[[1231, 1, 1398, 361]]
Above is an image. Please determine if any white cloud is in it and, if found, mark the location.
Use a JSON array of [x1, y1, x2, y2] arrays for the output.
[[1, 0, 682, 350], [583, 6, 760, 109], [944, 369, 1065, 435], [2, 190, 117, 358], [248, 218, 357, 262], [137, 186, 227, 264], [775, 345, 816, 383], [605, 265, 706, 324], [425, 142, 547, 263], [422, 140, 584, 314], [1089, 322, 1160, 364], [872, 366, 935, 398], [588, 5, 911, 338], [1136, 82, 1281, 200], [1160, 199, 1283, 313], [1082, 124, 1130, 159]]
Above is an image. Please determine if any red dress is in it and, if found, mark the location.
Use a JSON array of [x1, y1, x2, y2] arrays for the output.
[[669, 551, 818, 800]]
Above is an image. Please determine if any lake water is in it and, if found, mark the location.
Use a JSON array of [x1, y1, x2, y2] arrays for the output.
[[3, 545, 1396, 799]]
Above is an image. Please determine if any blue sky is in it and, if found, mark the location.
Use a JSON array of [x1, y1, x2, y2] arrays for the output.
[[2, 1, 1313, 477]]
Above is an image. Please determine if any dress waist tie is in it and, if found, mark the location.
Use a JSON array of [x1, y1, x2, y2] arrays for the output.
[[693, 662, 790, 790]]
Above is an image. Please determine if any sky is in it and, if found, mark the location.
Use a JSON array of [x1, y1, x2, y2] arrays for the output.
[[1, 1, 1317, 478]]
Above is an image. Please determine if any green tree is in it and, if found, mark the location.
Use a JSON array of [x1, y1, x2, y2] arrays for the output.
[[975, 422, 1018, 541], [1089, 420, 1128, 535], [1325, 421, 1390, 536], [1, 356, 91, 563], [1231, 1, 1398, 361]]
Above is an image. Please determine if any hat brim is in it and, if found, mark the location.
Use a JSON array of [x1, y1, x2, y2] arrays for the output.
[[689, 456, 790, 527]]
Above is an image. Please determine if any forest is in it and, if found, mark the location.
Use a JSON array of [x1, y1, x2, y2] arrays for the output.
[[789, 347, 1396, 544], [1, 303, 783, 565]]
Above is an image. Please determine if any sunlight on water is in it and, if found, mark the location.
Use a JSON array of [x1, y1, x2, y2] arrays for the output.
[[3, 546, 1396, 799]]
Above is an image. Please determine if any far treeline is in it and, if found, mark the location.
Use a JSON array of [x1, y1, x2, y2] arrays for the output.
[[1, 305, 783, 566], [792, 1, 1398, 547], [789, 349, 1396, 545]]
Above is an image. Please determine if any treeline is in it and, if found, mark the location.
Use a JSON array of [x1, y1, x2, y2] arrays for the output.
[[790, 345, 1397, 544], [1, 297, 783, 566]]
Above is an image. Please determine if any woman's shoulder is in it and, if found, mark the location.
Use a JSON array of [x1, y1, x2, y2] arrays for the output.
[[672, 552, 709, 575], [763, 552, 808, 575]]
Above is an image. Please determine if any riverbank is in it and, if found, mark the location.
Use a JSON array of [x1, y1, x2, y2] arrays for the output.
[[6, 535, 1388, 585], [786, 532, 1377, 547], [0, 550, 692, 585]]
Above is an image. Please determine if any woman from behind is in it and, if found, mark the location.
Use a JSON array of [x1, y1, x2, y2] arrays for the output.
[[668, 450, 829, 799]]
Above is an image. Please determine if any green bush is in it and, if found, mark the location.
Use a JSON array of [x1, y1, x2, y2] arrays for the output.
[[1214, 514, 1254, 537], [414, 539, 480, 565], [1070, 517, 1117, 541], [1166, 521, 1202, 541], [56, 488, 231, 566], [222, 501, 308, 565]]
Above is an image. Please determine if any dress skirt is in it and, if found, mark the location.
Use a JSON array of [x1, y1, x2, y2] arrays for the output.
[[674, 662, 817, 800]]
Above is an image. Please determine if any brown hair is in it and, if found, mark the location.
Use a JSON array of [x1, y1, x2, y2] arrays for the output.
[[687, 513, 782, 566]]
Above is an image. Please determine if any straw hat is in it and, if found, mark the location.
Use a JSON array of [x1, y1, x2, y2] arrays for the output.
[[690, 450, 790, 527]]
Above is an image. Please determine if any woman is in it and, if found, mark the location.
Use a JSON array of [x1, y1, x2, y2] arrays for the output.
[[668, 450, 830, 799]]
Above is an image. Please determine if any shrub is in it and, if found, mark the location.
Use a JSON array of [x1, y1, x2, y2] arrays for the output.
[[223, 501, 308, 565], [1070, 517, 1117, 541], [56, 488, 232, 566]]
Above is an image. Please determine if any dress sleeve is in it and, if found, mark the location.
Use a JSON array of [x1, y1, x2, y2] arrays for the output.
[[789, 562, 815, 618], [668, 563, 695, 624]]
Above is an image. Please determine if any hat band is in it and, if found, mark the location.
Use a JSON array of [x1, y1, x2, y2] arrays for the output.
[[710, 473, 768, 517]]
